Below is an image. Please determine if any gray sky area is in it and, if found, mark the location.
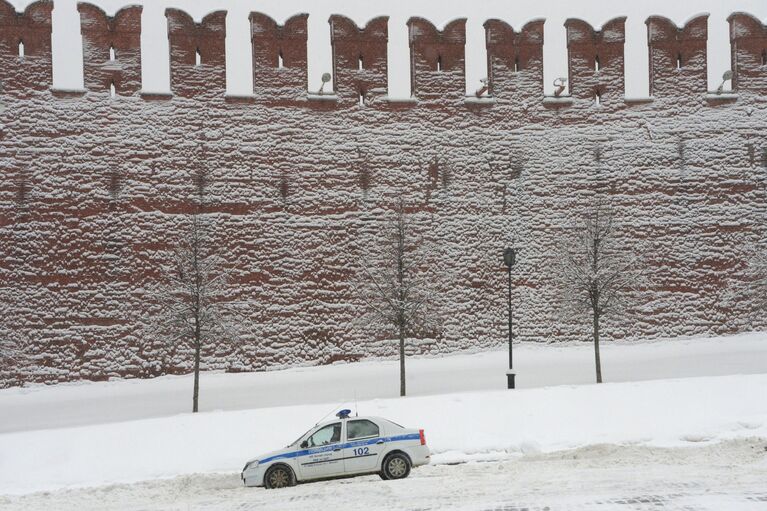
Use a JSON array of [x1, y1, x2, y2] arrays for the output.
[[9, 0, 767, 98]]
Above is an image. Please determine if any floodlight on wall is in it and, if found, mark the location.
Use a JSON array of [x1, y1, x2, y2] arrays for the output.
[[318, 72, 331, 94], [716, 70, 733, 95], [553, 77, 567, 97], [475, 78, 489, 98]]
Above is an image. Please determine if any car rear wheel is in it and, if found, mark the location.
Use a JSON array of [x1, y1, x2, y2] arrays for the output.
[[382, 453, 411, 480], [264, 465, 295, 489]]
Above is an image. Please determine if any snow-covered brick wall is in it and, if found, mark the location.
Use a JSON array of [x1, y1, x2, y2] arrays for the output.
[[78, 4, 143, 96], [0, 0, 52, 96], [1, 2, 766, 386]]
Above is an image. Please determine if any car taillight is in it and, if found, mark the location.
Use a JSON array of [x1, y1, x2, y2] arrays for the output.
[[419, 429, 426, 445]]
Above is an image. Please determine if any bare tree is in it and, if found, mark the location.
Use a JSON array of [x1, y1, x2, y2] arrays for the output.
[[0, 330, 24, 389], [741, 243, 767, 324], [555, 204, 646, 383], [0, 288, 25, 389], [148, 214, 244, 412], [354, 198, 442, 396]]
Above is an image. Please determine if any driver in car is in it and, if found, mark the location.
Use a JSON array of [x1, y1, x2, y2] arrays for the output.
[[328, 424, 341, 444]]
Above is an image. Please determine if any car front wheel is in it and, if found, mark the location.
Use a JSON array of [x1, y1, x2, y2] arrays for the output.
[[382, 453, 411, 480], [264, 465, 295, 489]]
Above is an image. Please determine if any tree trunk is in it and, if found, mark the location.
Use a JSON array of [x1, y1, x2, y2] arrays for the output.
[[593, 310, 602, 383], [399, 321, 406, 397], [192, 324, 201, 412], [591, 211, 603, 385], [192, 218, 202, 413], [396, 200, 407, 397]]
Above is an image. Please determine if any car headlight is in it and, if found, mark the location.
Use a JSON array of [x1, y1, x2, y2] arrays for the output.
[[242, 460, 259, 472]]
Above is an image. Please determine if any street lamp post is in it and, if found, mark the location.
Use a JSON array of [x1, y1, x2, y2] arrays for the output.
[[503, 247, 516, 389]]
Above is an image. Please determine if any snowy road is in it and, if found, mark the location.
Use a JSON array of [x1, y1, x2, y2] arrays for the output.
[[2, 333, 766, 433], [2, 439, 765, 511]]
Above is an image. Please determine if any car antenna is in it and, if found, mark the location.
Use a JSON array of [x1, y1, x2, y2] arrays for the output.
[[354, 390, 358, 417], [314, 400, 347, 426]]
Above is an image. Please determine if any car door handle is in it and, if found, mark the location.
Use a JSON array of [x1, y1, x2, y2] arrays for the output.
[[333, 448, 342, 452], [376, 440, 384, 445]]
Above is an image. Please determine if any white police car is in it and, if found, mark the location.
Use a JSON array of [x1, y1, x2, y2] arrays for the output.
[[241, 410, 430, 489]]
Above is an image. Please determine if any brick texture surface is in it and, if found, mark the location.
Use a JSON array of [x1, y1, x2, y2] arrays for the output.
[[1, 3, 766, 386]]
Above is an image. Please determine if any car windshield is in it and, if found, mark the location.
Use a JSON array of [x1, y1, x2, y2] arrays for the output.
[[287, 427, 314, 448]]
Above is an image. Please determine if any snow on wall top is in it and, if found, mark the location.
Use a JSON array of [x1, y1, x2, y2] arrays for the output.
[[1, 1, 766, 99]]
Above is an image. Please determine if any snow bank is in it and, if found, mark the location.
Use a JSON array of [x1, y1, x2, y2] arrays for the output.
[[1, 373, 766, 495]]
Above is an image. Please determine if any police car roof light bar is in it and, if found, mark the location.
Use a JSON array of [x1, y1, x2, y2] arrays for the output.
[[336, 409, 352, 419]]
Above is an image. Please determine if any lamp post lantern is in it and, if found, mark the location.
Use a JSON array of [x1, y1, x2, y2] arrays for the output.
[[503, 247, 516, 389]]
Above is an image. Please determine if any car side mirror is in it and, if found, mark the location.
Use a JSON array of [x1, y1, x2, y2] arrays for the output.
[[300, 440, 308, 448]]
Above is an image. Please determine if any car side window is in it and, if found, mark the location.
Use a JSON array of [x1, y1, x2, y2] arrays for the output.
[[307, 423, 342, 447], [346, 420, 380, 440]]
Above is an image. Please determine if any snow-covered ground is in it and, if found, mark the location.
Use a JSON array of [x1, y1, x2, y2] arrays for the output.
[[2, 333, 766, 433], [2, 440, 766, 510], [0, 334, 765, 509], [2, 371, 766, 496]]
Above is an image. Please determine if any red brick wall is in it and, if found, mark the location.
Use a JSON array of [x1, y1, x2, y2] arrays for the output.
[[646, 15, 708, 99], [78, 3, 142, 96], [0, 0, 52, 96], [408, 17, 467, 103], [484, 18, 544, 104], [565, 17, 626, 105], [1, 2, 766, 386], [250, 13, 308, 103], [330, 15, 389, 107], [729, 12, 767, 95], [166, 8, 226, 99]]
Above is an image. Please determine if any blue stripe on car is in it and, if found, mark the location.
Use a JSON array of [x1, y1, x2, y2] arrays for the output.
[[259, 433, 421, 464]]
